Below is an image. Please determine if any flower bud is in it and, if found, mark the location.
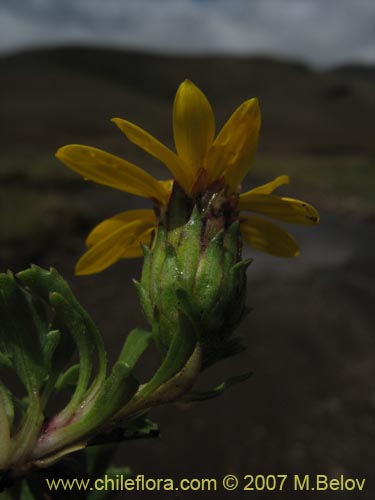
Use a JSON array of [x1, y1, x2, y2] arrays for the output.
[[135, 182, 251, 369]]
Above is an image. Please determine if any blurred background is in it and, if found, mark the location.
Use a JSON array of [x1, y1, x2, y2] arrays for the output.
[[0, 1, 374, 499]]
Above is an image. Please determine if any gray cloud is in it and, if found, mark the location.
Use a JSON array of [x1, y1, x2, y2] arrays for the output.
[[0, 0, 374, 66]]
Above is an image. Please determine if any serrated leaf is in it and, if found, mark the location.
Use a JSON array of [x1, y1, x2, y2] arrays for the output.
[[17, 266, 107, 386]]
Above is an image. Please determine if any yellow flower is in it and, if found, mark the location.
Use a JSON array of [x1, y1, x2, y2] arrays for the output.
[[56, 80, 319, 275]]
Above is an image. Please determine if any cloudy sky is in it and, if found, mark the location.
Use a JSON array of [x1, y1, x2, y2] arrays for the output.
[[0, 0, 374, 66]]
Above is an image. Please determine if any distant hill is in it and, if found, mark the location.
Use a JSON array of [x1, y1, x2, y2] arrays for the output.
[[0, 46, 374, 155]]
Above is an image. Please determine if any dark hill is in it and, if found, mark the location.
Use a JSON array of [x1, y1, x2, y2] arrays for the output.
[[1, 46, 374, 155]]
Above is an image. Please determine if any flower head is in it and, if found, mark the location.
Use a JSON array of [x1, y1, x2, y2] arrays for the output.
[[56, 80, 319, 275]]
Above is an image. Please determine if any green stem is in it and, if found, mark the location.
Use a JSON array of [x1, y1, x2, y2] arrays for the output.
[[10, 391, 44, 466]]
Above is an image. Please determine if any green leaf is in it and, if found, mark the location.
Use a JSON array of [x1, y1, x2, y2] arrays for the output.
[[141, 343, 202, 407], [0, 274, 46, 461], [49, 292, 96, 425], [82, 362, 138, 426], [34, 363, 139, 459], [0, 272, 46, 392], [17, 266, 107, 387], [55, 364, 80, 391], [117, 328, 152, 370], [142, 309, 196, 396], [42, 330, 61, 370], [122, 309, 198, 413]]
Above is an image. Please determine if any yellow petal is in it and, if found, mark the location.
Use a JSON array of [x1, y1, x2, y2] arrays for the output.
[[158, 179, 174, 195], [56, 145, 169, 205], [247, 175, 290, 195], [239, 194, 320, 225], [206, 98, 260, 188], [86, 209, 156, 248], [112, 118, 190, 193], [76, 218, 155, 275], [120, 227, 154, 259], [173, 80, 215, 180], [240, 216, 300, 257]]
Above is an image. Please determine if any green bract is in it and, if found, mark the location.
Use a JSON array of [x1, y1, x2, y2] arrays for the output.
[[136, 183, 251, 369]]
